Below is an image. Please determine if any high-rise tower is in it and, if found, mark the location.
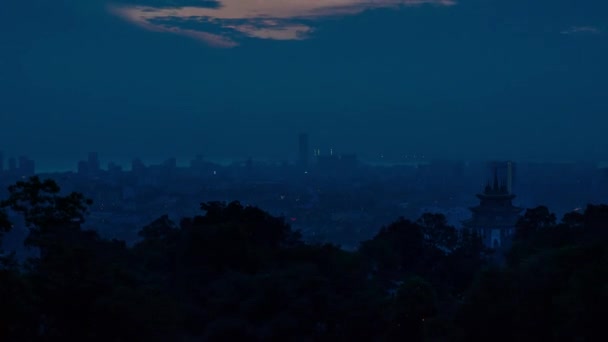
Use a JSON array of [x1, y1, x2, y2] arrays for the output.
[[8, 157, 16, 172], [88, 152, 100, 174], [298, 133, 309, 169], [18, 156, 35, 176]]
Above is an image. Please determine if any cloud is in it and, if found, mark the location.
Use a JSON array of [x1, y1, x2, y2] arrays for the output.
[[108, 0, 456, 47], [561, 26, 602, 35]]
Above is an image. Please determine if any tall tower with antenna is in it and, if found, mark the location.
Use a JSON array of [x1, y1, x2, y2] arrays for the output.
[[298, 133, 309, 170]]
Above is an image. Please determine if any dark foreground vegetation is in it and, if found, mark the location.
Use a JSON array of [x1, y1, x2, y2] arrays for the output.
[[1, 177, 607, 341]]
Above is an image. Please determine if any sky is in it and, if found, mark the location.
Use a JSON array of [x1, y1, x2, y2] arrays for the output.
[[1, 0, 607, 170]]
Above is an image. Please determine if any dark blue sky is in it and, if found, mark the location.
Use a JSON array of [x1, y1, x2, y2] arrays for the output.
[[1, 0, 607, 169]]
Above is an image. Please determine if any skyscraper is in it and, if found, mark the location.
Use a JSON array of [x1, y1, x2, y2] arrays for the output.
[[298, 133, 309, 169], [132, 158, 146, 174], [88, 152, 100, 174], [18, 156, 35, 176], [8, 157, 16, 172], [77, 160, 89, 175]]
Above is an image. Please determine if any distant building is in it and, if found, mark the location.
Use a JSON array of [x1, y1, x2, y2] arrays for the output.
[[18, 156, 35, 176], [189, 155, 215, 176], [338, 154, 358, 169], [8, 157, 16, 172], [298, 133, 309, 169], [317, 153, 358, 173], [158, 158, 177, 179], [246, 157, 253, 175], [462, 168, 523, 251], [77, 160, 89, 175], [190, 155, 205, 169], [131, 158, 146, 174], [163, 158, 177, 169], [88, 152, 100, 174], [107, 162, 123, 174]]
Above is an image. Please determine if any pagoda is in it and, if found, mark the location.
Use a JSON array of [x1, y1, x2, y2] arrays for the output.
[[463, 168, 523, 250]]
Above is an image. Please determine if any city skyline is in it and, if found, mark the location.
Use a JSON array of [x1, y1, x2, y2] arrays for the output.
[[1, 149, 606, 175]]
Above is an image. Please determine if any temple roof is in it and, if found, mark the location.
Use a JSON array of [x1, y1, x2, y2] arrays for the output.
[[470, 205, 524, 213], [481, 167, 511, 196], [462, 218, 519, 228], [463, 165, 524, 229]]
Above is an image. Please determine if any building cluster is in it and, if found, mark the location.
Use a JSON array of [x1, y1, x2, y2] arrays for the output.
[[1, 135, 608, 252], [0, 151, 35, 178], [297, 133, 360, 174]]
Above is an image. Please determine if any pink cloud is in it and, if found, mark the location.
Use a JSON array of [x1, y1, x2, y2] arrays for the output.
[[108, 0, 456, 47]]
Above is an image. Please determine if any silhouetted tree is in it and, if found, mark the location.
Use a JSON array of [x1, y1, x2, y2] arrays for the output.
[[0, 176, 92, 255], [0, 208, 10, 242], [388, 276, 438, 341], [0, 177, 180, 341], [6, 176, 607, 341], [515, 205, 556, 239], [455, 205, 608, 341], [416, 213, 457, 251]]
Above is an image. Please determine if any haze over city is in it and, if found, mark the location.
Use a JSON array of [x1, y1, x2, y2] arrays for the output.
[[2, 0, 608, 171]]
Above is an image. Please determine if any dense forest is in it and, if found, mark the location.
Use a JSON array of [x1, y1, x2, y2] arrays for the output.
[[1, 177, 607, 341]]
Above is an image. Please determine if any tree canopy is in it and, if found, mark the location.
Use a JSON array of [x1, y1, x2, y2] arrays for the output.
[[1, 177, 607, 341]]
